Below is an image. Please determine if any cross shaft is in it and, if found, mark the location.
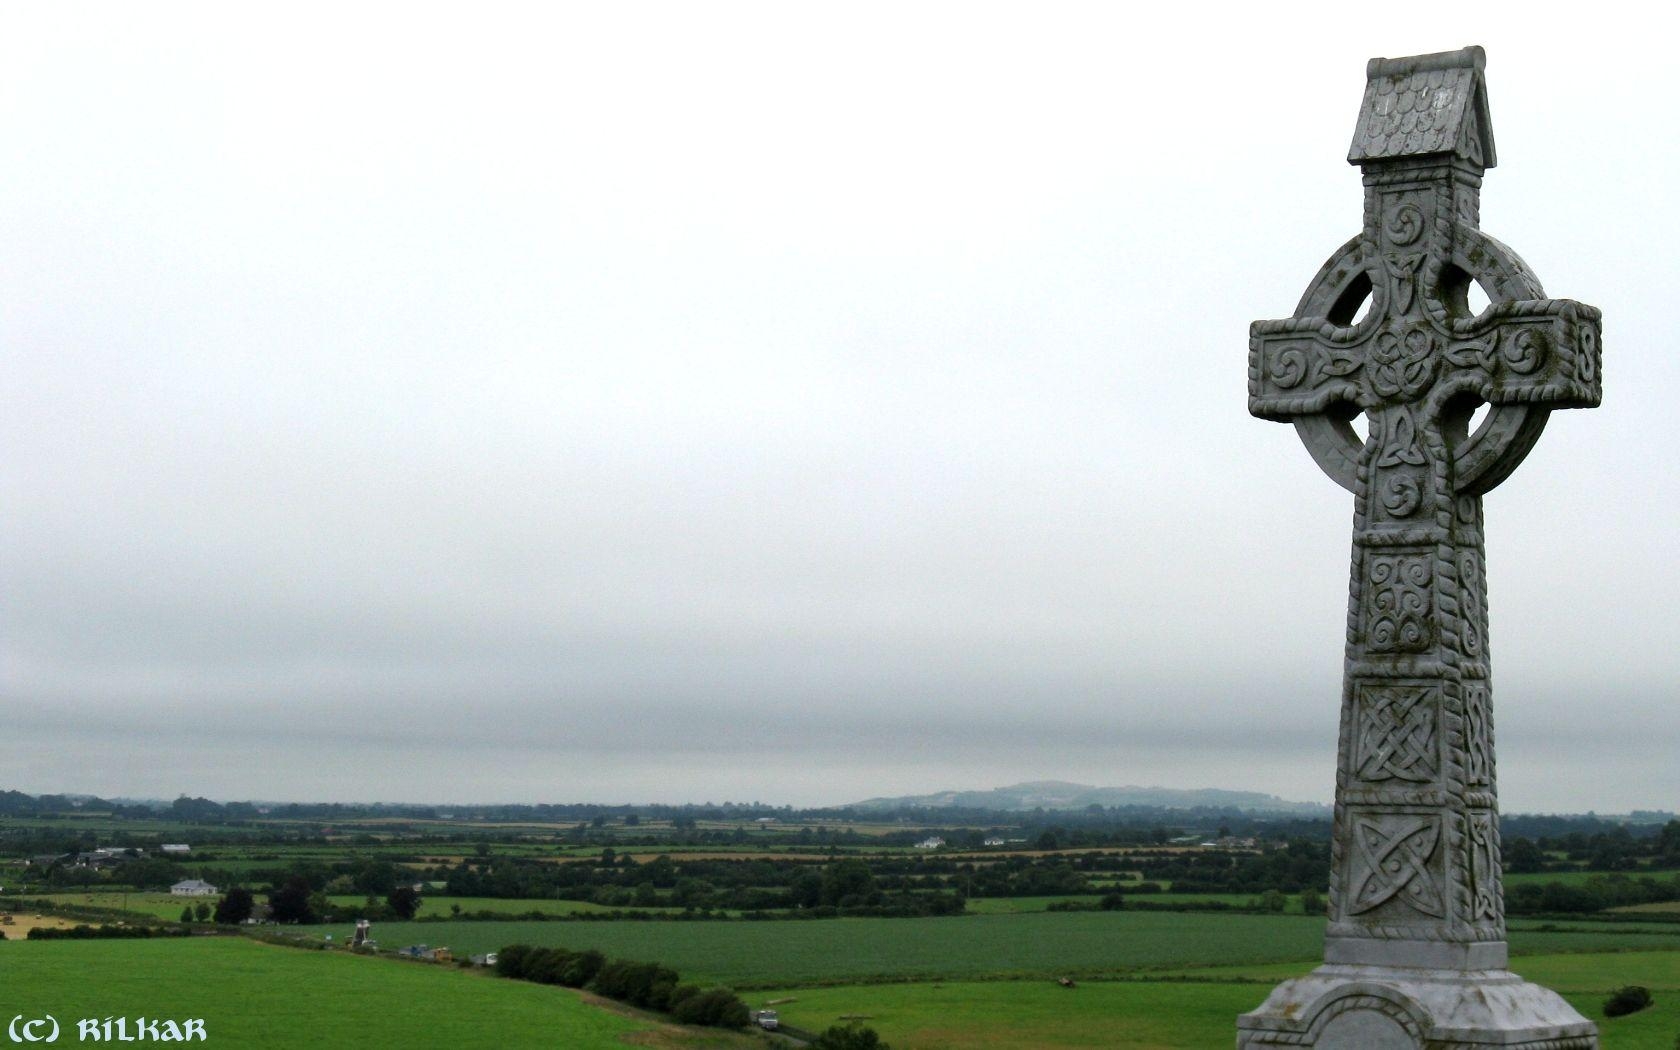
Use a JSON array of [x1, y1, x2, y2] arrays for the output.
[[1238, 48, 1602, 1049], [1247, 53, 1600, 971]]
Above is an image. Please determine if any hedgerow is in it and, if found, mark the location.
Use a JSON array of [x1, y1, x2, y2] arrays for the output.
[[495, 943, 748, 1029]]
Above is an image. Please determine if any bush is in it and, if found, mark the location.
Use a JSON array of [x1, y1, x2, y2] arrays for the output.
[[1603, 985, 1653, 1017], [811, 1023, 891, 1049], [524, 948, 571, 985], [667, 984, 701, 1011], [28, 925, 188, 940], [213, 887, 255, 925], [648, 978, 678, 1013], [588, 958, 631, 999], [495, 944, 531, 979], [496, 943, 744, 1029], [560, 948, 604, 987], [671, 986, 749, 1028], [590, 959, 680, 1008]]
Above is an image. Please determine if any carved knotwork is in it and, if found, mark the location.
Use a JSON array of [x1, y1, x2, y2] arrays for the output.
[[1374, 409, 1426, 467], [1350, 815, 1445, 917], [1370, 326, 1436, 399], [1463, 683, 1492, 787], [1467, 812, 1501, 922], [1458, 551, 1485, 659], [1356, 686, 1438, 783]]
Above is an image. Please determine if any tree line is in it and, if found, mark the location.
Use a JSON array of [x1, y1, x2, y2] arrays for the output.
[[494, 944, 750, 1029]]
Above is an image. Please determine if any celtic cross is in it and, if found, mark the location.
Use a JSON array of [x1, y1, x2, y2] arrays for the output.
[[1243, 44, 1602, 1022]]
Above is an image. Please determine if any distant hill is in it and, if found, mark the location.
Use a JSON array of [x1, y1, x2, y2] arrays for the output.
[[849, 780, 1330, 816]]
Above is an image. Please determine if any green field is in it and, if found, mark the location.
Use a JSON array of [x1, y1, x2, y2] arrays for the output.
[[0, 937, 756, 1048], [1149, 949, 1680, 987], [302, 912, 1331, 985], [7, 915, 1679, 1049], [749, 950, 1680, 1049], [24, 892, 199, 921], [7, 802, 1675, 1049], [330, 895, 686, 918], [304, 912, 1680, 989], [963, 893, 1310, 914], [753, 980, 1272, 1048], [1505, 868, 1679, 889], [13, 891, 686, 923], [1614, 902, 1680, 915]]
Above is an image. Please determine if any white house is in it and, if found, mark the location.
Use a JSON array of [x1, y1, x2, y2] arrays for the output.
[[160, 844, 191, 855], [913, 836, 945, 850], [170, 879, 218, 897], [983, 836, 1006, 847]]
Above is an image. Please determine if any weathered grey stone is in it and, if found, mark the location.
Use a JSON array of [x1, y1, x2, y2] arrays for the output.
[[1240, 966, 1596, 1047], [1237, 46, 1600, 1049]]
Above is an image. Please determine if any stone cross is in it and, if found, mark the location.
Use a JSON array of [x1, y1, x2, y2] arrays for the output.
[[1237, 47, 1601, 1049]]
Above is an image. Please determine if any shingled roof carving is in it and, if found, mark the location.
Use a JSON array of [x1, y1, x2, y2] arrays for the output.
[[1347, 46, 1496, 169]]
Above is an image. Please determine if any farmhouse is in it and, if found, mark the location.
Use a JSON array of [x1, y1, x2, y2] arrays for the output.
[[170, 879, 218, 897], [983, 836, 1006, 847], [914, 836, 945, 850]]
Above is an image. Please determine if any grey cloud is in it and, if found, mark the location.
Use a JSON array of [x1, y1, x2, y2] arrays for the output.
[[2, 10, 1674, 813]]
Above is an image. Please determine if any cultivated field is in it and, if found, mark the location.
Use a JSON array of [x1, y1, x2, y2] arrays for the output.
[[0, 912, 78, 937], [963, 893, 1313, 914], [299, 911, 1330, 985], [293, 911, 1680, 988]]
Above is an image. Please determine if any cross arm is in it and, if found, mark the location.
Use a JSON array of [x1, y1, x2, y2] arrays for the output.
[[1249, 317, 1367, 420], [1436, 299, 1602, 411]]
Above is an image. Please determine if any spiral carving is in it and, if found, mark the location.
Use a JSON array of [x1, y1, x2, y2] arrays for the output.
[[1366, 553, 1433, 653]]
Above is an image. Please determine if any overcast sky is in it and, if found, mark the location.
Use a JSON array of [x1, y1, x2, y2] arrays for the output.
[[2, 4, 1673, 811]]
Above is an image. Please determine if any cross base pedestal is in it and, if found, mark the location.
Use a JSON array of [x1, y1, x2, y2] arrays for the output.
[[1235, 963, 1598, 1049]]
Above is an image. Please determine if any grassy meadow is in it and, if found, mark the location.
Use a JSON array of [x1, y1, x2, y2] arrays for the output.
[[18, 931, 1665, 1050], [748, 950, 1680, 1049], [0, 937, 759, 1049], [29, 892, 203, 921]]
